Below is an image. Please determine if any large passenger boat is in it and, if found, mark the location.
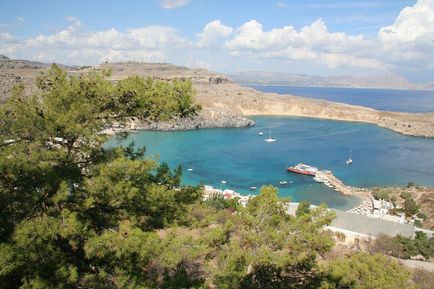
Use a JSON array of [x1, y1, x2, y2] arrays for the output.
[[287, 163, 318, 176]]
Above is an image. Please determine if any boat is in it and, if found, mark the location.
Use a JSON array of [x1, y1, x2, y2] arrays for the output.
[[258, 131, 264, 136], [265, 138, 276, 143], [220, 180, 227, 184], [287, 163, 318, 176], [313, 175, 325, 183], [187, 168, 194, 172], [264, 128, 276, 143], [346, 148, 353, 165], [250, 186, 257, 190], [279, 181, 288, 185]]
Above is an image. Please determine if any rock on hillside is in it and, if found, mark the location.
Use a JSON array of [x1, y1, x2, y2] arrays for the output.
[[1, 58, 434, 137], [95, 62, 232, 85], [126, 109, 254, 131], [0, 56, 83, 102]]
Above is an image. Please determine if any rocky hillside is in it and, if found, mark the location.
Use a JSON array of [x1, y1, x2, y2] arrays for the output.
[[1, 57, 434, 137], [0, 55, 82, 102]]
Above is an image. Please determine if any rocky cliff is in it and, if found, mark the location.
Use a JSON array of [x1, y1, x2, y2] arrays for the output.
[[1, 58, 434, 138]]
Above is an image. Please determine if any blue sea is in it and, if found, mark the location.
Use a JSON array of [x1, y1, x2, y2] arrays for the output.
[[108, 122, 434, 211], [107, 86, 434, 210], [249, 85, 434, 113]]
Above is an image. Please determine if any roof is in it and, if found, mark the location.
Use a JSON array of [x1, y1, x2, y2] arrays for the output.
[[287, 203, 415, 238], [331, 209, 415, 238]]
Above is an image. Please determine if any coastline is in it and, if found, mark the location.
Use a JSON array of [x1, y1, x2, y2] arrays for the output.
[[238, 83, 434, 92], [2, 61, 434, 138], [197, 84, 434, 138]]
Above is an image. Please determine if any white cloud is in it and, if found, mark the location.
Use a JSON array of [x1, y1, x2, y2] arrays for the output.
[[3, 19, 190, 65], [159, 0, 191, 9], [379, 0, 434, 43], [226, 19, 366, 52], [224, 19, 377, 70], [195, 20, 233, 48], [1, 0, 434, 81], [128, 26, 191, 49], [0, 31, 15, 43], [377, 0, 434, 70]]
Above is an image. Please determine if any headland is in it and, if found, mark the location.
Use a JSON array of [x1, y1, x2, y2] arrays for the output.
[[1, 57, 434, 137]]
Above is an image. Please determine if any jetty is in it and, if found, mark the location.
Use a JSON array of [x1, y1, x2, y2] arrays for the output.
[[313, 170, 370, 197]]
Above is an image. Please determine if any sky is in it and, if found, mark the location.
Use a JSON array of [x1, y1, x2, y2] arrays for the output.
[[1, 0, 434, 82]]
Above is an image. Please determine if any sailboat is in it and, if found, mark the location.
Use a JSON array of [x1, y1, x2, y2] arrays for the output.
[[346, 148, 353, 165], [264, 128, 276, 143]]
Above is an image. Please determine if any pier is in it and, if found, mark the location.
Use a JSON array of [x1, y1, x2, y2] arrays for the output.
[[313, 170, 370, 197]]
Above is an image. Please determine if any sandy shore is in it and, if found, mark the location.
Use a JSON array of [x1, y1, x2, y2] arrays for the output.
[[192, 82, 434, 138]]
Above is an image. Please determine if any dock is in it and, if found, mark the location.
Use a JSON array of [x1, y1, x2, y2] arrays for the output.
[[313, 170, 370, 197]]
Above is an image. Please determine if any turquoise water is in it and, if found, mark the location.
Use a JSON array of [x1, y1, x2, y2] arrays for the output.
[[249, 85, 434, 113], [108, 116, 434, 210]]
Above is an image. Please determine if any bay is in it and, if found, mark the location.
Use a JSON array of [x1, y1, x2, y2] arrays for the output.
[[107, 116, 434, 211]]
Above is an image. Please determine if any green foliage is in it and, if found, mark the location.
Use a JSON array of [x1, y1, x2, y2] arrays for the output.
[[403, 198, 419, 216], [210, 186, 336, 289], [0, 65, 202, 288], [171, 78, 201, 118], [370, 234, 405, 257], [318, 253, 414, 289], [114, 76, 200, 120], [417, 211, 427, 220], [296, 200, 311, 217], [203, 193, 239, 211], [397, 191, 420, 216], [414, 220, 422, 227], [400, 191, 412, 200], [0, 65, 416, 289], [371, 232, 434, 260], [412, 231, 434, 259], [372, 188, 390, 201]]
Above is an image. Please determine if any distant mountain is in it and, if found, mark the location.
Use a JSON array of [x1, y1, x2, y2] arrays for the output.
[[0, 55, 78, 70], [228, 71, 434, 90]]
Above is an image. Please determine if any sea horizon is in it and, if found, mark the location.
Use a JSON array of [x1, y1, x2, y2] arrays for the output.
[[248, 85, 434, 113]]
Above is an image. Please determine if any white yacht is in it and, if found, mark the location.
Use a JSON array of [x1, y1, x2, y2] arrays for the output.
[[346, 148, 353, 165], [264, 128, 276, 143]]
